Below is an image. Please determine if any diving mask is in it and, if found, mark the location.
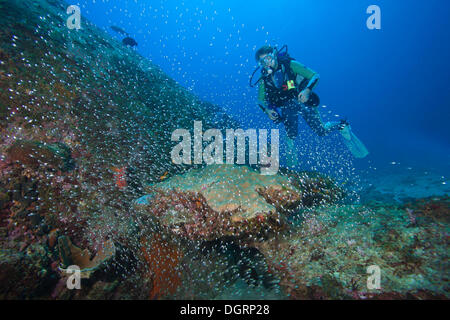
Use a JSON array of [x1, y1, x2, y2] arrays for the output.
[[259, 52, 276, 68]]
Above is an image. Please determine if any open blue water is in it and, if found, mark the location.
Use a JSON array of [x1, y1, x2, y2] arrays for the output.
[[76, 0, 449, 196]]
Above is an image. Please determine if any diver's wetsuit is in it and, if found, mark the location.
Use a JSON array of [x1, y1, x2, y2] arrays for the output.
[[258, 59, 342, 139]]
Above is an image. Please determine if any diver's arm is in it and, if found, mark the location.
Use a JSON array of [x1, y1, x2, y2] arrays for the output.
[[305, 74, 320, 90], [258, 81, 268, 107], [290, 60, 320, 90], [290, 60, 320, 103], [299, 74, 320, 103]]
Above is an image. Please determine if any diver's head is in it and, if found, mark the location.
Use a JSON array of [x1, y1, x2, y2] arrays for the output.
[[255, 45, 277, 73]]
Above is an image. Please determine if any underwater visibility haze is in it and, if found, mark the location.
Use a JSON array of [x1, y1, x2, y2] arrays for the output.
[[0, 0, 448, 301]]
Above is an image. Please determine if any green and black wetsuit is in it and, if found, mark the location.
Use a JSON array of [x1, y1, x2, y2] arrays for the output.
[[258, 59, 341, 139]]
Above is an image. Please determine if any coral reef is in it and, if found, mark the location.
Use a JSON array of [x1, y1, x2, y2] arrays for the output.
[[254, 202, 449, 299], [135, 165, 343, 241]]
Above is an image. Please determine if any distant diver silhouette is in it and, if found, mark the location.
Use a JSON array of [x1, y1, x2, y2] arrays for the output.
[[110, 26, 138, 47], [110, 25, 129, 36], [122, 36, 138, 47]]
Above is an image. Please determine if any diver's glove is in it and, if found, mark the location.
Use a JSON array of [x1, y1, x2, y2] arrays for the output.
[[258, 104, 282, 124], [267, 109, 282, 124]]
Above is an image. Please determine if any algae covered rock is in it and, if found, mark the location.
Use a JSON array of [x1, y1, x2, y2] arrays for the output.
[[0, 245, 57, 299], [6, 140, 75, 172], [286, 170, 346, 207], [135, 165, 301, 241], [254, 204, 449, 299], [135, 164, 344, 241]]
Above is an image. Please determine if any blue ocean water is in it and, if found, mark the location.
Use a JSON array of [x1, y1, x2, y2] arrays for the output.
[[77, 0, 449, 190]]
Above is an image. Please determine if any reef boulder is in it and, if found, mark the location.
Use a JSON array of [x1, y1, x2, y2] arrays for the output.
[[6, 140, 75, 172], [134, 165, 343, 241]]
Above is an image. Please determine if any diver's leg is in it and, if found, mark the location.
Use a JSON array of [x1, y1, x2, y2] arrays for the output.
[[299, 102, 369, 157], [281, 102, 299, 167], [298, 103, 341, 136], [286, 137, 297, 168], [281, 103, 299, 140]]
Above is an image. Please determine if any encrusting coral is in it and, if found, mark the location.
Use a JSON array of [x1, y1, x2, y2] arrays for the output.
[[57, 236, 115, 279], [134, 165, 344, 241]]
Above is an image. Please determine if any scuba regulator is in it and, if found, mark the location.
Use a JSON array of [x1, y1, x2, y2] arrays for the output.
[[249, 45, 289, 88]]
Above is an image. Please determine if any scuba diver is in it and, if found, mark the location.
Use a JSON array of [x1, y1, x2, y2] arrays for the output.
[[250, 45, 368, 167]]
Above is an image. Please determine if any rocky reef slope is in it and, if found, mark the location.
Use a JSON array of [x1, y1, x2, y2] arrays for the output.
[[0, 0, 237, 299]]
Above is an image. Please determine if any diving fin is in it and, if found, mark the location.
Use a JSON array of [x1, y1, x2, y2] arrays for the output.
[[286, 138, 299, 168], [340, 125, 369, 158]]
